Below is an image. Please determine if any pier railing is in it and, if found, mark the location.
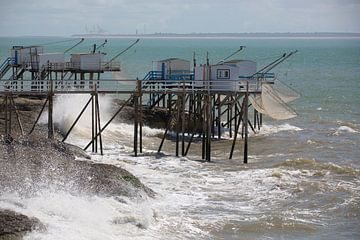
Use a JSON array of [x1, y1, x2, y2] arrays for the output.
[[0, 79, 262, 95]]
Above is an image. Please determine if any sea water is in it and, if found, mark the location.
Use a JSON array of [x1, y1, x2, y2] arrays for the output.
[[0, 36, 359, 239]]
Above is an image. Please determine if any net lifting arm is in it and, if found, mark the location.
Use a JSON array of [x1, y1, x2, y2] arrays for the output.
[[264, 50, 298, 74], [96, 39, 108, 51], [104, 39, 140, 66], [64, 38, 85, 53], [217, 46, 245, 64], [253, 53, 287, 76]]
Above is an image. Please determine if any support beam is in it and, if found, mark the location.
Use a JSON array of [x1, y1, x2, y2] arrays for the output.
[[62, 96, 92, 142], [10, 96, 24, 135], [84, 96, 132, 151], [229, 96, 245, 159]]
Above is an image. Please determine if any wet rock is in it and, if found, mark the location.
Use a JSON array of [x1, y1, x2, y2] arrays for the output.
[[0, 136, 154, 199], [0, 209, 44, 240]]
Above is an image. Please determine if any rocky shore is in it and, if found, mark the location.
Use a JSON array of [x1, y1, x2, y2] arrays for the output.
[[0, 96, 155, 239]]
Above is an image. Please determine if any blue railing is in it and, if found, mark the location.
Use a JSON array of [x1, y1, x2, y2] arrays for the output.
[[143, 70, 194, 81], [143, 71, 163, 81]]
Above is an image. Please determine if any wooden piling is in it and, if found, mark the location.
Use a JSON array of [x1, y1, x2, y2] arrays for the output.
[[47, 93, 54, 139], [175, 96, 180, 157], [134, 95, 138, 156], [95, 92, 103, 155], [243, 83, 249, 164], [91, 93, 95, 152]]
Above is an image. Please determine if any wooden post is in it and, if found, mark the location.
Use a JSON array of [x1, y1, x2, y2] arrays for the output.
[[95, 92, 103, 155], [217, 94, 221, 139], [181, 81, 186, 156], [91, 93, 95, 152], [4, 95, 8, 136], [206, 94, 212, 161], [47, 93, 54, 139], [244, 83, 249, 164], [175, 96, 180, 157], [229, 97, 245, 159], [84, 96, 133, 151], [158, 96, 171, 153], [8, 95, 12, 135], [229, 96, 232, 138], [254, 109, 257, 129], [181, 94, 186, 156], [139, 83, 143, 154], [47, 78, 54, 139], [201, 95, 206, 160], [134, 94, 138, 156]]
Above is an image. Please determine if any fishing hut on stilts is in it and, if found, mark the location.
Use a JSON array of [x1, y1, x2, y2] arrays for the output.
[[0, 39, 300, 163]]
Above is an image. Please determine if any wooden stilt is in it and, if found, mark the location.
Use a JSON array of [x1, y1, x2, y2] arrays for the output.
[[206, 94, 212, 161], [134, 95, 138, 156], [139, 94, 143, 153], [91, 93, 95, 152], [217, 94, 221, 139], [243, 83, 249, 164], [8, 95, 12, 135], [181, 93, 186, 156], [254, 109, 257, 129], [175, 96, 180, 157], [47, 90, 54, 140], [158, 95, 171, 153], [229, 96, 245, 159], [95, 92, 103, 155], [4, 95, 8, 136], [84, 96, 132, 151]]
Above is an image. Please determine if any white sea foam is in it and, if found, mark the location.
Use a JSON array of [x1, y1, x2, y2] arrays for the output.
[[39, 94, 113, 137], [258, 123, 303, 135], [3, 123, 358, 239], [333, 126, 359, 135], [1, 192, 157, 240]]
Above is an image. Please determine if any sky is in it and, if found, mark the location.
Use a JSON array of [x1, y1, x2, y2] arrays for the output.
[[0, 0, 359, 36]]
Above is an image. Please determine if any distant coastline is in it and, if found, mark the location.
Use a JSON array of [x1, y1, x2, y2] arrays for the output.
[[71, 32, 360, 39]]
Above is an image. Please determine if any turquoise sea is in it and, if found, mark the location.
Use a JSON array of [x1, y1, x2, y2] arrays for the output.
[[0, 36, 359, 239]]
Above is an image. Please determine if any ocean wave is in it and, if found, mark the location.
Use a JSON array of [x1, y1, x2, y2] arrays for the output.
[[275, 158, 360, 177], [333, 126, 359, 136]]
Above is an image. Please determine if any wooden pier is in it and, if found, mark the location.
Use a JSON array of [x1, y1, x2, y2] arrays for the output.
[[0, 77, 263, 163], [0, 42, 297, 163]]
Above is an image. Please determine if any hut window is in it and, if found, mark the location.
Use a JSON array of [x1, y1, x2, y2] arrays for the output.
[[217, 69, 230, 79]]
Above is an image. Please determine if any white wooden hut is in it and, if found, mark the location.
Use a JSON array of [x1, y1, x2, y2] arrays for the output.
[[31, 53, 65, 71], [11, 46, 43, 65], [70, 53, 103, 71], [194, 60, 257, 91]]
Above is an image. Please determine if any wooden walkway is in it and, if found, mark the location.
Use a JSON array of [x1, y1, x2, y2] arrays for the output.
[[0, 78, 264, 163]]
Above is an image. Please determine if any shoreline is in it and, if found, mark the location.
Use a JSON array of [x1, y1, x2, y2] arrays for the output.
[[0, 96, 155, 238]]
